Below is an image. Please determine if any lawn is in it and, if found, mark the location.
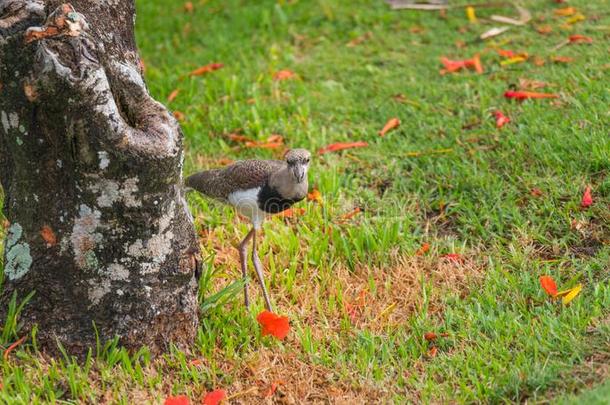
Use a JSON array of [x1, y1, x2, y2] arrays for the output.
[[1, 0, 610, 403]]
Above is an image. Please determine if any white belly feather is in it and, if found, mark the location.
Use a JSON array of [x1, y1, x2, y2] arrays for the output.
[[228, 187, 267, 230]]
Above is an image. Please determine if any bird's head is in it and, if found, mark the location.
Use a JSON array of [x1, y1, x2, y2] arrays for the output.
[[284, 148, 311, 184]]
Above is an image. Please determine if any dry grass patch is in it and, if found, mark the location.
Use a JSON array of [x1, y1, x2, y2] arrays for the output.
[[226, 348, 386, 404]]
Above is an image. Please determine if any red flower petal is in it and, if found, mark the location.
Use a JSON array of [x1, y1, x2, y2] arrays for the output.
[[568, 35, 593, 44], [203, 389, 226, 405], [378, 117, 401, 137], [504, 90, 559, 101], [164, 395, 190, 405], [257, 311, 290, 340], [539, 276, 558, 297], [492, 110, 510, 128], [581, 186, 593, 208]]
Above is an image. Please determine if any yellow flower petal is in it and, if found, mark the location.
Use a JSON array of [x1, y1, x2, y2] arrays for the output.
[[562, 284, 583, 305]]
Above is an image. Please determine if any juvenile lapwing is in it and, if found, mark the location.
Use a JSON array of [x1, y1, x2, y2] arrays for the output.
[[187, 149, 311, 311]]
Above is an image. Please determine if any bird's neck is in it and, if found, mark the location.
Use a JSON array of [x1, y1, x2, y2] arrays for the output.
[[269, 166, 308, 200]]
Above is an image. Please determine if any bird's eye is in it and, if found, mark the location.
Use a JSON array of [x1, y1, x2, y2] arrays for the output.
[[304, 158, 310, 164]]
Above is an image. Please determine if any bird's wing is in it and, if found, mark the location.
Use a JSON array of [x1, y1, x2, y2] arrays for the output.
[[186, 159, 284, 200]]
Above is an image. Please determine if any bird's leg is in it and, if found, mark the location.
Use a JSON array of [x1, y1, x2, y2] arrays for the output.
[[251, 229, 273, 312], [239, 228, 255, 309]]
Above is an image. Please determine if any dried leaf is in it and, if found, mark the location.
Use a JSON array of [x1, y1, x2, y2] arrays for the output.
[[492, 111, 510, 128], [183, 2, 194, 13], [227, 133, 252, 143], [504, 91, 559, 101], [568, 34, 593, 44], [427, 346, 438, 357], [339, 207, 362, 222], [551, 56, 574, 63], [581, 186, 593, 208], [307, 189, 323, 204], [347, 31, 372, 47], [500, 56, 527, 66], [264, 382, 283, 398], [561, 284, 582, 305], [466, 6, 477, 23], [318, 141, 368, 155], [188, 63, 224, 77], [167, 89, 180, 102], [379, 118, 401, 136], [519, 78, 548, 90], [480, 27, 510, 40], [257, 311, 290, 340], [273, 70, 297, 81], [440, 54, 483, 75], [164, 395, 189, 405], [202, 389, 226, 405], [277, 207, 306, 218], [539, 275, 558, 297], [173, 111, 186, 122], [424, 332, 437, 341], [530, 188, 543, 197], [3, 336, 27, 361], [566, 14, 586, 24], [536, 25, 553, 35], [554, 7, 576, 16], [415, 242, 430, 256], [40, 225, 57, 247]]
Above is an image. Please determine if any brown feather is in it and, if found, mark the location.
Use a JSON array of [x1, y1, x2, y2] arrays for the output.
[[186, 160, 285, 201]]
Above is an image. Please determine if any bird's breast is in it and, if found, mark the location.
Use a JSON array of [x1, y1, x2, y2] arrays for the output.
[[257, 183, 303, 214]]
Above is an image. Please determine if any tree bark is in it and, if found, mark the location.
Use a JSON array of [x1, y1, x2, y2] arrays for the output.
[[0, 0, 200, 357]]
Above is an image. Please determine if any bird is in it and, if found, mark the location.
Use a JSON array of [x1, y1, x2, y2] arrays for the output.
[[186, 148, 311, 311]]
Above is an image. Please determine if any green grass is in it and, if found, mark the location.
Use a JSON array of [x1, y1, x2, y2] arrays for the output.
[[1, 0, 610, 402]]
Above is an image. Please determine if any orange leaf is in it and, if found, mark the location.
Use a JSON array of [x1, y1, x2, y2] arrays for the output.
[[277, 207, 306, 218], [339, 207, 362, 222], [228, 133, 252, 143], [504, 91, 559, 101], [183, 2, 194, 13], [3, 336, 27, 361], [536, 25, 553, 35], [539, 275, 558, 297], [415, 242, 430, 256], [428, 346, 438, 357], [568, 35, 593, 44], [378, 118, 400, 137], [188, 358, 203, 366], [202, 389, 226, 405], [188, 63, 224, 77], [257, 311, 290, 340], [554, 6, 576, 16], [581, 186, 593, 208], [40, 225, 57, 247], [173, 111, 186, 122], [273, 70, 297, 81], [307, 189, 323, 204], [264, 381, 283, 398], [440, 55, 483, 75], [424, 332, 437, 341], [318, 141, 368, 155], [492, 110, 510, 129], [530, 188, 543, 197], [167, 89, 180, 102]]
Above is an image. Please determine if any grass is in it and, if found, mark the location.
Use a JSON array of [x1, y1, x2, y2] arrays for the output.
[[1, 0, 610, 402]]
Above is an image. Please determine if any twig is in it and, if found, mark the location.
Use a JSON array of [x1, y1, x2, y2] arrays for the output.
[[3, 336, 27, 360]]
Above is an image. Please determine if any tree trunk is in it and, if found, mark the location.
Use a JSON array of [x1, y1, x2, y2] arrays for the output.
[[0, 0, 200, 357]]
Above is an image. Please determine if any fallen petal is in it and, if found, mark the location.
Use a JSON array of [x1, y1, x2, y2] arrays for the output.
[[539, 275, 558, 297], [581, 186, 593, 208], [379, 118, 401, 136], [318, 141, 368, 155], [203, 389, 227, 405]]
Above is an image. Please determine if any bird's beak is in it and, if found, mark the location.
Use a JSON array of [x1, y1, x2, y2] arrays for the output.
[[292, 165, 306, 183]]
